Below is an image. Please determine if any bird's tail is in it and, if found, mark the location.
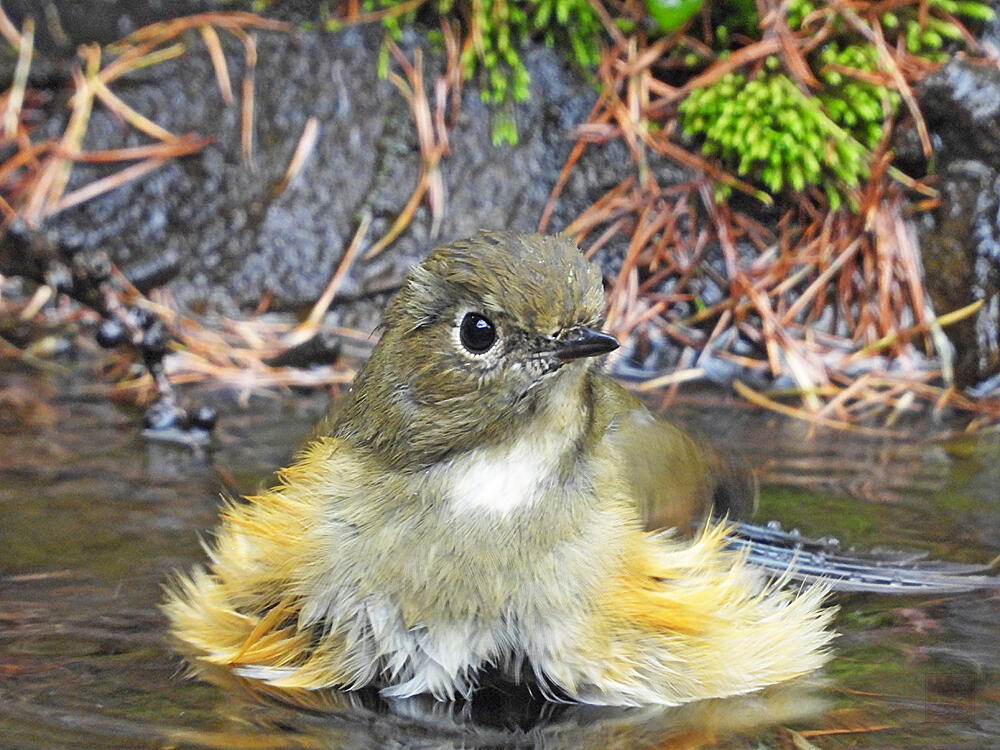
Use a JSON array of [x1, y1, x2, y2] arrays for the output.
[[727, 520, 1000, 594]]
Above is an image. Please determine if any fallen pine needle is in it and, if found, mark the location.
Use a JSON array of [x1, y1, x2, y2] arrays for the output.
[[285, 212, 372, 347]]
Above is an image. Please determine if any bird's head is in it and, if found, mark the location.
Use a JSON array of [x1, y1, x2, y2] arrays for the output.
[[334, 231, 618, 468]]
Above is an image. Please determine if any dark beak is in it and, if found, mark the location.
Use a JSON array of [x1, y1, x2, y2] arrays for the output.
[[555, 327, 619, 361]]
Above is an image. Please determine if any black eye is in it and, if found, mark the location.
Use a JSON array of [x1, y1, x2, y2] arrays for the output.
[[459, 313, 497, 354]]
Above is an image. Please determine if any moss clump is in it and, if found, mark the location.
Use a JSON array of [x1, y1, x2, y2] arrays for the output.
[[880, 0, 994, 59], [680, 0, 993, 207], [816, 43, 900, 150], [788, 0, 994, 58], [679, 62, 871, 208], [361, 0, 604, 144]]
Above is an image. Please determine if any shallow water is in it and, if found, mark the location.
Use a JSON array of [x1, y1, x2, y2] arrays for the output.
[[2, 364, 998, 749]]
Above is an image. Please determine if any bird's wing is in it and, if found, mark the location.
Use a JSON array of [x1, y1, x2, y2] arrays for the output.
[[593, 379, 998, 594], [595, 378, 757, 532]]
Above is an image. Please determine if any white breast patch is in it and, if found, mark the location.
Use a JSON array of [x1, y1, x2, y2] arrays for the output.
[[442, 433, 561, 516]]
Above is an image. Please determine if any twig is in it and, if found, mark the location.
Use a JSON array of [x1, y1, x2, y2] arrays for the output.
[[285, 213, 371, 347], [272, 117, 320, 196]]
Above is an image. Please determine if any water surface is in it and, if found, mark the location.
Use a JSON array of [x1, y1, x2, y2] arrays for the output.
[[2, 365, 998, 749]]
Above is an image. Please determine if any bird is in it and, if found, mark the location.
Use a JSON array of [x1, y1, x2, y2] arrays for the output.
[[164, 230, 840, 706]]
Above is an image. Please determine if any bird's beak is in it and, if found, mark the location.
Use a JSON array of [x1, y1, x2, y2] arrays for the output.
[[554, 327, 620, 361]]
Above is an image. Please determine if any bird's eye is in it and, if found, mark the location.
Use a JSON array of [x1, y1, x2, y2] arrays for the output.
[[459, 312, 497, 354]]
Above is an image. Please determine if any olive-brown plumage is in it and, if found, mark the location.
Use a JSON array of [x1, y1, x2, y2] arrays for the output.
[[164, 230, 834, 705]]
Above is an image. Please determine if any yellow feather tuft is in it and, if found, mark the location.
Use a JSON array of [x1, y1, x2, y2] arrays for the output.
[[579, 520, 835, 705]]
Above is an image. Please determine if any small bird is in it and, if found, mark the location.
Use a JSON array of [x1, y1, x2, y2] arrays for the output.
[[164, 230, 835, 706]]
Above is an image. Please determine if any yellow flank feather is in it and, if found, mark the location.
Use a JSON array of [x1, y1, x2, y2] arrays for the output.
[[164, 439, 357, 688], [580, 526, 834, 705]]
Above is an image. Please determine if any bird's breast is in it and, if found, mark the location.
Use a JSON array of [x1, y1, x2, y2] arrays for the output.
[[436, 431, 567, 518]]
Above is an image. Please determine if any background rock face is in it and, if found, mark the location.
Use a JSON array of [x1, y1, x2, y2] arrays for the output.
[[916, 57, 1000, 385], [9, 3, 662, 332]]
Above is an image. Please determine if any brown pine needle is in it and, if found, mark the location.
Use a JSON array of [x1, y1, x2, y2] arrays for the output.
[[539, 96, 608, 233], [116, 43, 188, 75], [780, 239, 862, 325], [845, 299, 985, 363], [3, 15, 33, 139], [58, 137, 213, 163], [21, 62, 96, 225], [0, 193, 15, 221], [0, 5, 22, 47], [285, 212, 372, 348], [50, 158, 170, 215], [17, 284, 51, 320], [236, 30, 258, 169], [324, 0, 427, 30], [797, 724, 897, 738], [733, 380, 903, 437], [586, 0, 629, 50], [199, 25, 234, 104], [89, 75, 179, 142], [272, 117, 320, 197], [365, 44, 450, 259], [636, 367, 707, 391], [836, 4, 932, 156]]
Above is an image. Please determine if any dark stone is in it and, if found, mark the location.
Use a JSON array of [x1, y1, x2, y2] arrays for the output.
[[2, 1, 218, 55], [96, 319, 127, 348], [190, 405, 218, 430], [141, 319, 170, 359], [7, 11, 670, 339], [920, 62, 1000, 164], [915, 60, 1000, 387], [264, 330, 342, 368], [142, 398, 186, 431]]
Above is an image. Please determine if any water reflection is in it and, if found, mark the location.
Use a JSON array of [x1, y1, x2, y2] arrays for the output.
[[167, 671, 830, 750]]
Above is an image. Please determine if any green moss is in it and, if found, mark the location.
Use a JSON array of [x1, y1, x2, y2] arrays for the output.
[[891, 0, 994, 58], [680, 0, 992, 208], [787, 0, 994, 54], [817, 42, 900, 151], [363, 0, 604, 144], [679, 62, 872, 208]]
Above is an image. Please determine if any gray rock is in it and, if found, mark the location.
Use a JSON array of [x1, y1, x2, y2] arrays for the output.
[[11, 18, 677, 335], [916, 61, 1000, 386]]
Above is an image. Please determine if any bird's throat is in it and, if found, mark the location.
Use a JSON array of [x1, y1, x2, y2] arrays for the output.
[[434, 366, 598, 520]]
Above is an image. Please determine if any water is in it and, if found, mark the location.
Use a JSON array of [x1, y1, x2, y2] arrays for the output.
[[2, 365, 998, 749]]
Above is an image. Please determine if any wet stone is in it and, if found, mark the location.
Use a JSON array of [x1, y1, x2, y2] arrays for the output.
[[18, 20, 663, 334], [914, 61, 1000, 387]]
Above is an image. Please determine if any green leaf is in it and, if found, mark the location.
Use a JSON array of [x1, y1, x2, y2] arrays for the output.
[[646, 0, 703, 32]]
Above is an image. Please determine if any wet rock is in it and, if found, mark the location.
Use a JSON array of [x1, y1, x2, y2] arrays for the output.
[[7, 11, 674, 336], [3, 0, 216, 55], [915, 61, 1000, 387], [920, 62, 1000, 164]]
